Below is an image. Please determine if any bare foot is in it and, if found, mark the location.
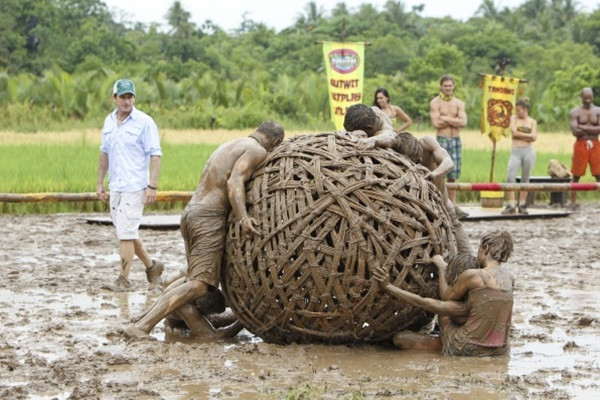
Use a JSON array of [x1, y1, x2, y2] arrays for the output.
[[123, 324, 154, 341]]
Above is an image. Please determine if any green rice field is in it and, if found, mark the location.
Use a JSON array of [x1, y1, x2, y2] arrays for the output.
[[0, 129, 596, 214]]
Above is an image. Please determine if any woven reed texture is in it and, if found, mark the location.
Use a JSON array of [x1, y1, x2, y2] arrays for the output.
[[223, 132, 457, 344]]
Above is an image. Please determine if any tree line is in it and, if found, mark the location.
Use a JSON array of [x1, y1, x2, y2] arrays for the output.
[[1, 0, 599, 132]]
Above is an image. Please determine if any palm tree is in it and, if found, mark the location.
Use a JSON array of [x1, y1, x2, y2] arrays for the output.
[[331, 2, 349, 18], [520, 0, 548, 19], [165, 1, 194, 38], [549, 0, 579, 27], [295, 1, 325, 31], [384, 0, 410, 26], [476, 0, 500, 19]]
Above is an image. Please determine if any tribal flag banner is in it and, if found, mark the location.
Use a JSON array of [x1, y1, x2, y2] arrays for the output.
[[480, 74, 520, 142], [322, 42, 365, 130]]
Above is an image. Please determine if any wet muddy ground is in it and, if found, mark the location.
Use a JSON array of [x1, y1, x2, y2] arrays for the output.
[[1, 203, 600, 399]]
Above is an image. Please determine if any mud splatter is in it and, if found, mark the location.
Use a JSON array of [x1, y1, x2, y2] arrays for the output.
[[1, 204, 600, 399]]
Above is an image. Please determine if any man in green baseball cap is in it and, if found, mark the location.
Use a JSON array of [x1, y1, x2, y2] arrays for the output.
[[97, 78, 164, 292], [113, 79, 136, 97]]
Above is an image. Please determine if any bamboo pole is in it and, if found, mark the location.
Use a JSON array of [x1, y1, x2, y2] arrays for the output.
[[447, 183, 600, 192], [489, 140, 496, 182], [0, 191, 193, 203], [0, 184, 598, 203]]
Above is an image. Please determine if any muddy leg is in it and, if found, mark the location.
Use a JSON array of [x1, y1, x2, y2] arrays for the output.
[[133, 238, 152, 267], [392, 331, 442, 352], [447, 200, 472, 254], [131, 276, 188, 323], [124, 279, 208, 339], [119, 240, 135, 280]]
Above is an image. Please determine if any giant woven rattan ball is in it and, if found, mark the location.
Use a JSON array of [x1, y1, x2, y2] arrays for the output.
[[223, 132, 457, 344]]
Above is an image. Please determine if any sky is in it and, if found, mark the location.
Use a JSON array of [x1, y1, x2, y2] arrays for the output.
[[101, 0, 546, 33]]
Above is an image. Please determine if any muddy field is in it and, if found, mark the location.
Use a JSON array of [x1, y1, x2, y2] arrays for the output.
[[1, 203, 600, 399]]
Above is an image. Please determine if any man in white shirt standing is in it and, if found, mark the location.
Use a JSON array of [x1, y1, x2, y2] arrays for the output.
[[96, 78, 164, 291]]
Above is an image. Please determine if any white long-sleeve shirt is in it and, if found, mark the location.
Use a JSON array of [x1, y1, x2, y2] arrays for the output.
[[100, 107, 162, 192]]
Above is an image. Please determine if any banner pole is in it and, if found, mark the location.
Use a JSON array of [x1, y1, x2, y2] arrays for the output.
[[489, 139, 496, 182]]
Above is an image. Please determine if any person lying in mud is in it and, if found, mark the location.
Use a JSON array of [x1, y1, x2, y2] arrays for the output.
[[159, 269, 242, 338], [343, 104, 471, 253], [373, 230, 515, 356], [124, 121, 285, 339]]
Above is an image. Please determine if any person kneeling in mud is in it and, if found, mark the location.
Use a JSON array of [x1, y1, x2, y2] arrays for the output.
[[159, 269, 242, 339], [373, 230, 515, 356]]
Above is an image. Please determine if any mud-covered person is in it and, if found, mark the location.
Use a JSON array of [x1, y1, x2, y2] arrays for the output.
[[430, 75, 468, 219], [373, 230, 515, 356], [376, 253, 481, 331], [96, 78, 164, 292], [392, 132, 472, 253], [568, 87, 600, 211], [343, 103, 399, 152], [343, 104, 472, 253], [343, 103, 395, 142], [125, 121, 285, 339]]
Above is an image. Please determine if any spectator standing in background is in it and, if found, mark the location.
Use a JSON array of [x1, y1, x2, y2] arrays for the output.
[[502, 98, 538, 215], [373, 88, 412, 132], [568, 87, 600, 211], [430, 75, 468, 219]]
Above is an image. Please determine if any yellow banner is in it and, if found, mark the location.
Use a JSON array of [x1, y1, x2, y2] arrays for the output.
[[480, 74, 520, 142], [322, 42, 365, 130]]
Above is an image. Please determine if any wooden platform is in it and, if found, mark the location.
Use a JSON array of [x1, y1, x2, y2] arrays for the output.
[[460, 206, 571, 221], [86, 214, 181, 230], [85, 205, 571, 230]]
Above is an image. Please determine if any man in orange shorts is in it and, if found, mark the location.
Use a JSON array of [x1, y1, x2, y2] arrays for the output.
[[569, 87, 600, 210]]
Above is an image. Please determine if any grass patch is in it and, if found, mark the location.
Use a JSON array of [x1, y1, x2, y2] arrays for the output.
[[1, 129, 597, 214], [0, 141, 218, 214], [0, 142, 217, 192]]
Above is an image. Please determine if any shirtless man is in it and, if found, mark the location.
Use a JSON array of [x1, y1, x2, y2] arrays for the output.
[[568, 87, 600, 210], [373, 230, 515, 356], [345, 104, 472, 253], [430, 75, 468, 218], [392, 132, 472, 253], [125, 121, 285, 339], [343, 103, 392, 140]]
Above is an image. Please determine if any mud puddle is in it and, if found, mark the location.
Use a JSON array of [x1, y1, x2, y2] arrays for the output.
[[2, 206, 600, 399]]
